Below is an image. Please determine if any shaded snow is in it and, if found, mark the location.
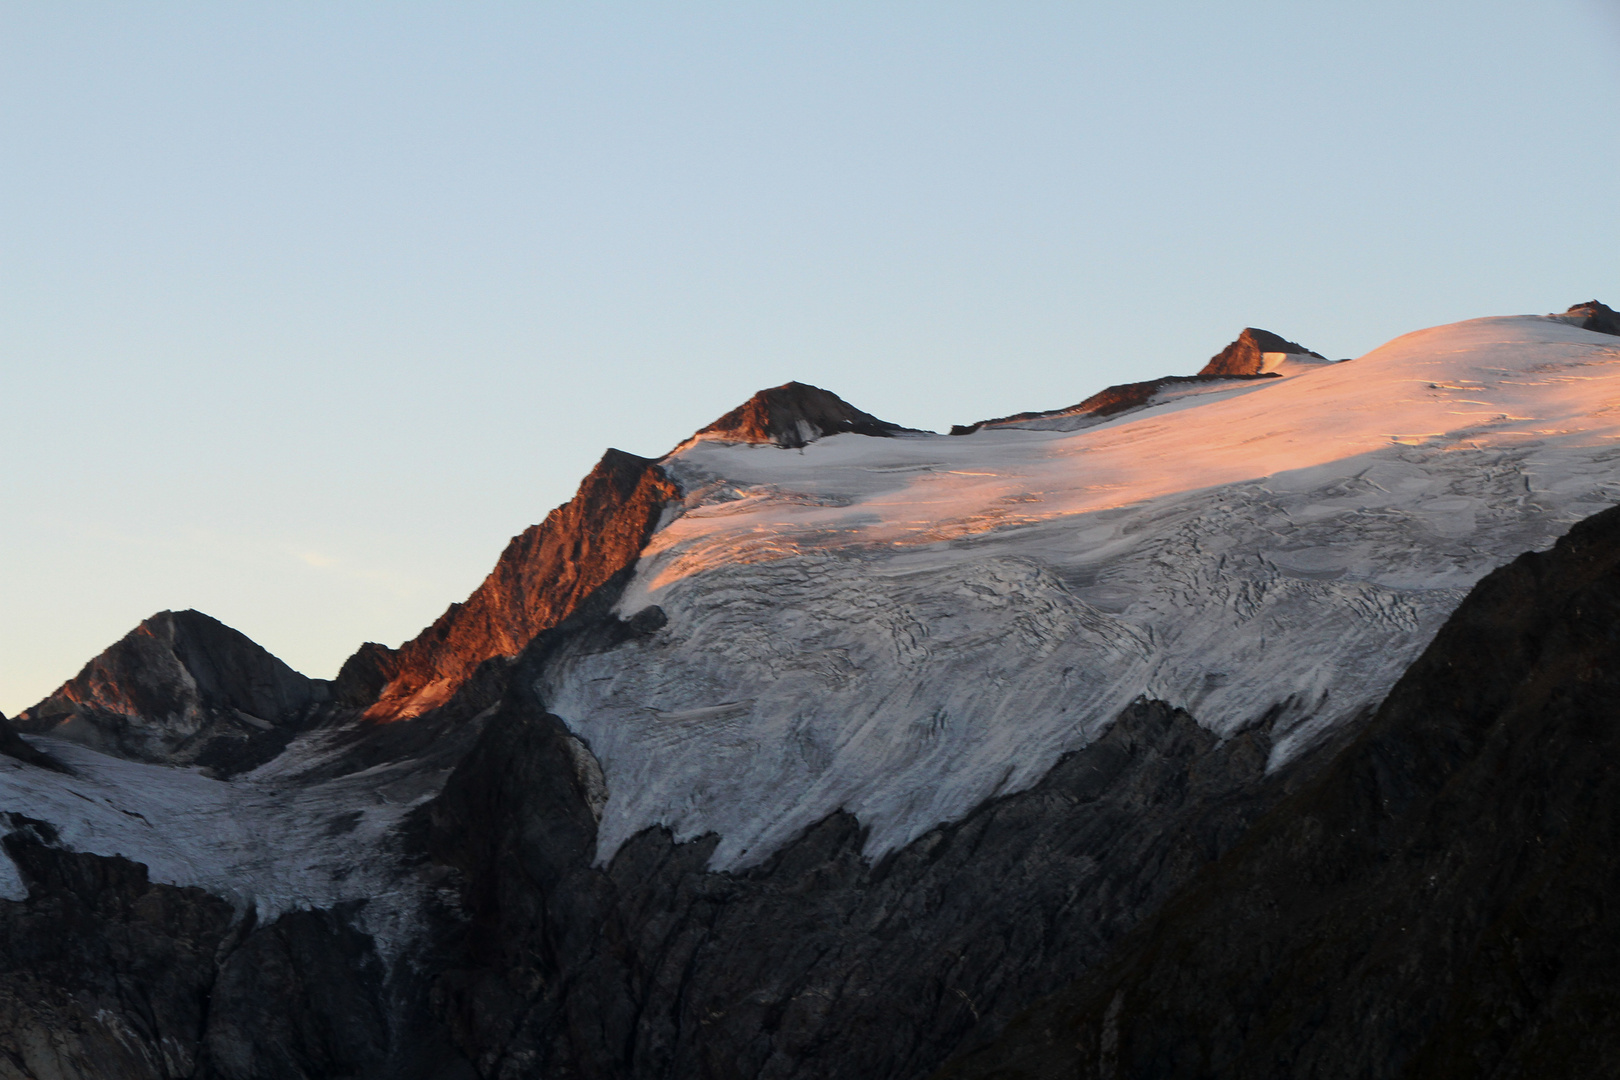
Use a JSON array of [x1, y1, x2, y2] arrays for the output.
[[0, 725, 466, 960], [545, 315, 1620, 870]]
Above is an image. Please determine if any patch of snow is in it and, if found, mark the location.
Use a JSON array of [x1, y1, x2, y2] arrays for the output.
[[0, 724, 470, 962], [544, 315, 1620, 870]]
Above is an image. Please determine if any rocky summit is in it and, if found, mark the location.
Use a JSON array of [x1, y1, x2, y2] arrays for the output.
[[4, 303, 1620, 1079]]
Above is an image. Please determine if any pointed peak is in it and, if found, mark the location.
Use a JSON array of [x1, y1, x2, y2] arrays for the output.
[[693, 381, 907, 449], [15, 609, 318, 766], [1562, 300, 1620, 336], [1198, 328, 1325, 377]]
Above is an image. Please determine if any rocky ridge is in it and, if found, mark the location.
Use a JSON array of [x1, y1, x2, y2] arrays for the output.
[[354, 449, 679, 721], [950, 325, 1322, 434], [1562, 298, 1620, 336]]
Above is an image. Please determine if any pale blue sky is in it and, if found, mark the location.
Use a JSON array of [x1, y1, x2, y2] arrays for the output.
[[3, 2, 1618, 712]]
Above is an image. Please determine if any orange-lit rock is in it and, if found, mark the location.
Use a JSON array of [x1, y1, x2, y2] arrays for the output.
[[1198, 327, 1324, 376], [354, 449, 679, 721]]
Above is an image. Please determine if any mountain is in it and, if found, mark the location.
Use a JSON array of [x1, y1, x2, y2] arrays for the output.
[[1562, 298, 1620, 336], [13, 609, 322, 768], [692, 380, 910, 448], [2, 304, 1619, 1078]]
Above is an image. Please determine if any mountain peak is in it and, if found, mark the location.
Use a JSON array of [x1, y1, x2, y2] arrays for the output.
[[14, 609, 319, 766], [1198, 328, 1325, 376], [694, 381, 905, 448]]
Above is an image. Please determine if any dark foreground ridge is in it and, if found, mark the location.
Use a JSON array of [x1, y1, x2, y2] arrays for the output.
[[937, 501, 1620, 1080]]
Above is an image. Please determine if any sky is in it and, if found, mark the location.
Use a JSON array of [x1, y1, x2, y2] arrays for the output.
[[3, 1, 1618, 714]]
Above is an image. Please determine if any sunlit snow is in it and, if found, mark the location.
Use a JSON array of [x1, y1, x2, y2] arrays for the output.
[[546, 314, 1620, 869]]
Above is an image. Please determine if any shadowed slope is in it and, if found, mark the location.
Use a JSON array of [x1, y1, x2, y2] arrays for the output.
[[1563, 299, 1620, 336], [937, 501, 1620, 1080]]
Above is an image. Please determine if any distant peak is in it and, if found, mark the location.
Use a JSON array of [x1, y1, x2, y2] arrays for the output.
[[694, 381, 907, 449], [1562, 300, 1620, 336], [1198, 328, 1325, 377], [15, 608, 318, 767]]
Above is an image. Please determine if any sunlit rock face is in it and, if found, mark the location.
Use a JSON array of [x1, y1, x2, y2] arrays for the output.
[[13, 609, 321, 766], [354, 448, 679, 720], [1198, 325, 1326, 375], [349, 385, 900, 722]]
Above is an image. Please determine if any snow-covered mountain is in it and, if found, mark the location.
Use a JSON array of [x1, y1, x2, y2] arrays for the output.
[[550, 309, 1620, 870], [2, 302, 1619, 1079]]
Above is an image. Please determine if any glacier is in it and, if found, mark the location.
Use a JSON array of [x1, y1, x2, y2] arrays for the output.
[[543, 314, 1620, 869]]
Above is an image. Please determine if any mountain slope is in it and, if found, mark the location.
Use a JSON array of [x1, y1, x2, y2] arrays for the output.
[[935, 503, 1620, 1080]]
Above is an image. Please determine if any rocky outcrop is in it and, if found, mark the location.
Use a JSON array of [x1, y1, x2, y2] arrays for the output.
[[0, 819, 237, 1079], [0, 814, 473, 1080], [951, 373, 1280, 435], [937, 501, 1620, 1080], [357, 449, 679, 720], [695, 381, 908, 448], [1563, 299, 1620, 336], [13, 610, 321, 766], [951, 327, 1322, 434], [0, 712, 66, 772], [1198, 327, 1324, 376], [423, 597, 1349, 1080]]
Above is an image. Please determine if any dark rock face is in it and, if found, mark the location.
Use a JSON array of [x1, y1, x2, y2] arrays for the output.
[[936, 502, 1620, 1080], [0, 819, 236, 1079], [696, 381, 907, 448], [1198, 327, 1324, 376], [1564, 299, 1620, 336], [358, 449, 679, 720], [13, 609, 322, 766], [0, 711, 66, 772], [0, 815, 474, 1080], [951, 373, 1280, 435], [425, 611, 1344, 1080]]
